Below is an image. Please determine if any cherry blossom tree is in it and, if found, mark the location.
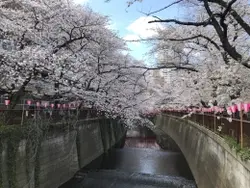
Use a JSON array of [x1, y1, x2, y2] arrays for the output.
[[128, 0, 250, 67], [0, 0, 158, 127], [121, 0, 250, 108]]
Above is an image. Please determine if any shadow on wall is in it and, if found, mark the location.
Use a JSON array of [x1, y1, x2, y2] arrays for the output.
[[127, 125, 195, 180], [156, 134, 194, 180], [156, 135, 181, 152], [59, 134, 126, 188]]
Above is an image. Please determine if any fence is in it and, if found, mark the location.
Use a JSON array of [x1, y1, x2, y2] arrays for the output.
[[0, 108, 101, 126], [165, 112, 250, 148]]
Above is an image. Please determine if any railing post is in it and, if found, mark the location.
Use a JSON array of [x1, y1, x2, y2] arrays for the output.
[[214, 113, 216, 132], [21, 101, 25, 126], [240, 110, 243, 148], [233, 114, 240, 144], [202, 113, 205, 126]]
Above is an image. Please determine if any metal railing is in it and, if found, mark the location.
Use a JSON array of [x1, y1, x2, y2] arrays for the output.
[[165, 112, 250, 148], [0, 108, 101, 126]]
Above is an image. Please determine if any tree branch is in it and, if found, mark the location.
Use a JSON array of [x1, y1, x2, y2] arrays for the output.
[[208, 0, 250, 36], [127, 34, 220, 50], [148, 18, 211, 26], [203, 0, 242, 61], [144, 0, 184, 16]]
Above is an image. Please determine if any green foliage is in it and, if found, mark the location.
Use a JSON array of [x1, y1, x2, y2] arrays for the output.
[[224, 135, 250, 161], [34, 144, 41, 188], [24, 120, 43, 188], [76, 129, 81, 168], [0, 125, 23, 188], [7, 140, 18, 188], [0, 117, 79, 188], [0, 122, 42, 188], [0, 125, 22, 138], [0, 138, 2, 188]]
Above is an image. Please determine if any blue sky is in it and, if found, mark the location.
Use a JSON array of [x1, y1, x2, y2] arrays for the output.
[[73, 0, 182, 62]]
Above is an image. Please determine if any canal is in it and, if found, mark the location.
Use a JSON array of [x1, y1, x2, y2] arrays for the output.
[[60, 127, 196, 188]]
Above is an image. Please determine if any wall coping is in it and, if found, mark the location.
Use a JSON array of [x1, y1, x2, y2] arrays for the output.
[[161, 114, 250, 172]]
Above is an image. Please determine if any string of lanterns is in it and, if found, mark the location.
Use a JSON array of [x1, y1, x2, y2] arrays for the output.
[[144, 103, 250, 116], [3, 99, 81, 109], [3, 99, 250, 115]]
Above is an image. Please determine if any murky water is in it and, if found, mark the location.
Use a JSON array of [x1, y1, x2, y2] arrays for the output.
[[60, 137, 196, 188], [72, 169, 196, 188], [97, 147, 194, 179]]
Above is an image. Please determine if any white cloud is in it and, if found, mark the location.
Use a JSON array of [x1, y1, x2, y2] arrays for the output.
[[73, 0, 89, 4], [123, 16, 163, 51], [125, 16, 163, 39], [123, 34, 140, 41]]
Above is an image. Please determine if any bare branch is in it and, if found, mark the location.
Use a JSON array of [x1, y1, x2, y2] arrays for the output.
[[148, 18, 211, 26], [126, 34, 220, 50], [221, 0, 237, 18], [144, 0, 184, 16], [203, 0, 242, 61], [208, 0, 250, 36]]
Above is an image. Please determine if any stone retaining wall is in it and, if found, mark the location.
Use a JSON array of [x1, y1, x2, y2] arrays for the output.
[[0, 118, 125, 188], [155, 114, 250, 188]]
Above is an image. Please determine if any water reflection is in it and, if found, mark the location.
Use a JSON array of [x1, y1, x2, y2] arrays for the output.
[[100, 147, 194, 180], [60, 132, 196, 188], [125, 137, 160, 149]]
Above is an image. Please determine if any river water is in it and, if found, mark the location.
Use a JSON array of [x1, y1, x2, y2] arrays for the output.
[[60, 136, 197, 188]]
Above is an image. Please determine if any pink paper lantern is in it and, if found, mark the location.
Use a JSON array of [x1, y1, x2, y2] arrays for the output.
[[243, 103, 250, 113], [227, 107, 232, 115], [219, 108, 224, 113], [27, 100, 31, 105], [68, 103, 72, 108], [50, 104, 54, 108], [5, 99, 10, 106], [57, 104, 61, 108], [212, 106, 218, 112], [216, 107, 221, 113], [36, 102, 40, 107], [212, 106, 217, 112], [44, 103, 48, 108], [63, 104, 66, 109], [236, 103, 243, 112], [230, 105, 237, 113]]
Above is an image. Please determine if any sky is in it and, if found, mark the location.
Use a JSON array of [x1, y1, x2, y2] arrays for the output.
[[73, 0, 183, 63]]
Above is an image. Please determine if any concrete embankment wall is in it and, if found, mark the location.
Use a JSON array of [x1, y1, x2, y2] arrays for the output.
[[0, 118, 125, 188], [155, 114, 250, 188]]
